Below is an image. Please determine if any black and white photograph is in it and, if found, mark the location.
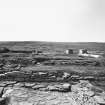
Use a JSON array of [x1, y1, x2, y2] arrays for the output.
[[0, 0, 105, 105]]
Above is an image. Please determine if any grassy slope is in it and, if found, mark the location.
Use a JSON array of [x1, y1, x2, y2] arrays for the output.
[[0, 41, 105, 72]]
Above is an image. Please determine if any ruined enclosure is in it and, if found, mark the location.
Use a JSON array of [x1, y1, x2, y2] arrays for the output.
[[0, 42, 105, 105]]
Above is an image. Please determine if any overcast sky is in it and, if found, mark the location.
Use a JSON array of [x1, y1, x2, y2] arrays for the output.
[[0, 0, 105, 42]]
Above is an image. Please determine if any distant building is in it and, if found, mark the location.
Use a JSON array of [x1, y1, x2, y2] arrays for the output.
[[65, 49, 74, 54]]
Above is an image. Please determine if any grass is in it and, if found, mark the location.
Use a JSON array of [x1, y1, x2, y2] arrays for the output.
[[0, 41, 105, 89]]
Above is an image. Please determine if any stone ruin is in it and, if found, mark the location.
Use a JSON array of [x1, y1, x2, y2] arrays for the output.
[[78, 49, 88, 55], [65, 49, 74, 54]]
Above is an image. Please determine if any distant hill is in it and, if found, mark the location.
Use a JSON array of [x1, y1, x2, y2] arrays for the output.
[[0, 41, 105, 52]]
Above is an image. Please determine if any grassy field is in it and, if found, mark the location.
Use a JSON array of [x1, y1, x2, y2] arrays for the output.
[[0, 41, 105, 89]]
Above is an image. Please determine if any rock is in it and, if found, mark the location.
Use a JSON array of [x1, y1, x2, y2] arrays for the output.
[[94, 95, 105, 104], [79, 80, 93, 88], [0, 47, 10, 53], [61, 83, 71, 91], [47, 85, 59, 91], [0, 82, 7, 87], [15, 101, 34, 105], [71, 83, 83, 92], [62, 72, 70, 78], [0, 97, 8, 105], [83, 76, 95, 81], [0, 85, 100, 105], [2, 88, 32, 105], [84, 90, 94, 97], [13, 83, 24, 88], [46, 83, 71, 92], [0, 74, 5, 77], [72, 80, 90, 90], [62, 83, 70, 88], [4, 71, 30, 81], [0, 63, 4, 68], [71, 80, 95, 97], [91, 86, 104, 95], [71, 75, 80, 80], [24, 82, 35, 87], [38, 72, 47, 75], [3, 63, 18, 69], [2, 88, 13, 98], [32, 84, 46, 90], [0, 81, 16, 86], [56, 77, 63, 81], [0, 87, 4, 97]]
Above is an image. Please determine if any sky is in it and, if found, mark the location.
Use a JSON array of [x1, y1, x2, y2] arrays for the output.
[[0, 0, 105, 42]]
